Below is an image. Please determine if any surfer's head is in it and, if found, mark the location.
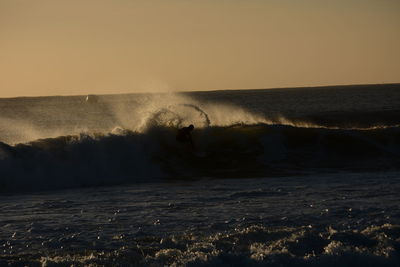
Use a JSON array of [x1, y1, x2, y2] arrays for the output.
[[188, 124, 194, 131]]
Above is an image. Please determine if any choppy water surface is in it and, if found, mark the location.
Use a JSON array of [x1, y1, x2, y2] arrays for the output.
[[1, 172, 400, 266]]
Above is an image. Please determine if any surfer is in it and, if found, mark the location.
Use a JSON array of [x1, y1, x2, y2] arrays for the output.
[[176, 124, 195, 150]]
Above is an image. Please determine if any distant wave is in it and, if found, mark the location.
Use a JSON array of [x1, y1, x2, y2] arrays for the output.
[[1, 124, 400, 193]]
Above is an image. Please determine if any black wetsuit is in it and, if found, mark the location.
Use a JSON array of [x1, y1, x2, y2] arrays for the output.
[[176, 126, 192, 142]]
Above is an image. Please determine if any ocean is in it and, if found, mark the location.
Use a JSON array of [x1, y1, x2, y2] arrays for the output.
[[0, 84, 399, 266]]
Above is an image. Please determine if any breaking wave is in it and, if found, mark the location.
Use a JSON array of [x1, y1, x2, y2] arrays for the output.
[[1, 122, 399, 193], [3, 223, 400, 266]]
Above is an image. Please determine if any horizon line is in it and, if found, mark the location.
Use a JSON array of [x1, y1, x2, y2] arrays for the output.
[[1, 82, 399, 99]]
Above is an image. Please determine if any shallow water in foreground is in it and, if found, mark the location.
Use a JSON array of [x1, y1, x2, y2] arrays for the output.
[[1, 171, 399, 266]]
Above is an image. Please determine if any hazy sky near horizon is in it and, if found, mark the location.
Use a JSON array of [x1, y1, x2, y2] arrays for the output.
[[1, 0, 399, 97]]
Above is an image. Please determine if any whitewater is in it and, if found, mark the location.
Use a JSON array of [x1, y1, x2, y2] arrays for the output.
[[0, 84, 399, 266]]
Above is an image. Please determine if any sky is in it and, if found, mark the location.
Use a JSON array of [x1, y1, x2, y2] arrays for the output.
[[0, 0, 399, 97]]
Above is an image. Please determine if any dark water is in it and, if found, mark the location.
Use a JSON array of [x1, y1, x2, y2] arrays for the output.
[[0, 84, 399, 266], [188, 83, 400, 127]]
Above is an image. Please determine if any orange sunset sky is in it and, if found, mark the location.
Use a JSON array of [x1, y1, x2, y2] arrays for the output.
[[0, 0, 399, 97]]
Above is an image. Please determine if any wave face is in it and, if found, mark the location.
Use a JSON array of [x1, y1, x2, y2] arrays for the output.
[[1, 124, 399, 193]]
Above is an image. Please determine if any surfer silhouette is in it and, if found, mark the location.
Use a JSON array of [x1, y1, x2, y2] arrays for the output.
[[176, 124, 195, 150]]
